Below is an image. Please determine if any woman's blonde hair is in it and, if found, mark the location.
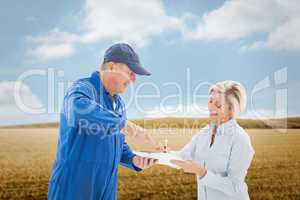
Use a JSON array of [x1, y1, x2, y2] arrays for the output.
[[209, 80, 247, 117]]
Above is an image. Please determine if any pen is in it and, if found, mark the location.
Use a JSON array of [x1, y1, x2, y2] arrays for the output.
[[163, 138, 168, 153]]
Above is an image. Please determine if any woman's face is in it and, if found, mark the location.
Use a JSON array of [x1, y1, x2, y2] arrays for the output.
[[208, 89, 232, 124]]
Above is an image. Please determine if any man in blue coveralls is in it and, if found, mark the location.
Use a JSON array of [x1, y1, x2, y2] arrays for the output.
[[48, 43, 158, 200]]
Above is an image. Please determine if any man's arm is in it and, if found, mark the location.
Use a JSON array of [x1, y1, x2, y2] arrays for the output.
[[122, 120, 158, 148], [119, 142, 142, 171], [64, 81, 121, 129]]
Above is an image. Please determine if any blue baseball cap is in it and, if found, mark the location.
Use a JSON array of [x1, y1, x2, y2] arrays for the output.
[[103, 43, 151, 76]]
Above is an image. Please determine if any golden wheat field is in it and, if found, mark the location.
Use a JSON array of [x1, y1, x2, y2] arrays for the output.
[[0, 128, 299, 200]]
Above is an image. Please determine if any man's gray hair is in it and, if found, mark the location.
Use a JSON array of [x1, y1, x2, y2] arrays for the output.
[[101, 62, 108, 71], [209, 80, 247, 117]]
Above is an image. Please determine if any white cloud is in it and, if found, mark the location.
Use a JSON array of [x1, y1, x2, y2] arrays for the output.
[[144, 103, 209, 118], [144, 104, 287, 120], [242, 16, 300, 51], [184, 0, 300, 51], [240, 109, 284, 119], [25, 16, 38, 23], [0, 81, 48, 126], [26, 0, 300, 61], [0, 81, 42, 108], [184, 0, 280, 41], [26, 28, 79, 61], [80, 0, 182, 45], [26, 0, 182, 61]]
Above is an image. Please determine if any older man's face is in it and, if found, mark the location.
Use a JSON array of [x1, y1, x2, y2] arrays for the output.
[[109, 62, 136, 94]]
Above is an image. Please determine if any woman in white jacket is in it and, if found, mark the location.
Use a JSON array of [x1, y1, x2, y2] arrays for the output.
[[171, 80, 255, 200]]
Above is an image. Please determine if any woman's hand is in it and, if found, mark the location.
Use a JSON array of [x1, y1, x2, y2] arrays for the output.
[[170, 160, 207, 177]]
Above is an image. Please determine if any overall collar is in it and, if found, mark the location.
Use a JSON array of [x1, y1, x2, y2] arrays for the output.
[[90, 71, 122, 113], [90, 71, 109, 97]]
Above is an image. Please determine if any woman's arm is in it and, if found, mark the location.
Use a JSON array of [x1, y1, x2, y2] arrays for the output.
[[172, 132, 254, 197], [200, 133, 255, 196], [177, 133, 199, 160], [177, 127, 209, 160]]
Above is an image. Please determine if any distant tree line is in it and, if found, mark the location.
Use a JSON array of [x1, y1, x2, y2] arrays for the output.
[[2, 117, 300, 129]]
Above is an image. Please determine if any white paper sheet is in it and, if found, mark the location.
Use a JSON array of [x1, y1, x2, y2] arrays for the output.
[[133, 151, 183, 168]]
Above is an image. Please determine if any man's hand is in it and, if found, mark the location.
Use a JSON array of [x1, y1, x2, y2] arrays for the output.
[[132, 156, 157, 170], [170, 160, 207, 177], [122, 121, 160, 150], [122, 121, 147, 143]]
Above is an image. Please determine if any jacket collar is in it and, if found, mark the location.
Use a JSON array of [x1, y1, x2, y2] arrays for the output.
[[90, 71, 123, 113], [209, 118, 238, 135], [90, 71, 109, 96]]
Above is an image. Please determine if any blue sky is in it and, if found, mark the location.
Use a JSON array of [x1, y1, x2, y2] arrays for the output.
[[0, 0, 299, 125]]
